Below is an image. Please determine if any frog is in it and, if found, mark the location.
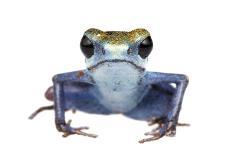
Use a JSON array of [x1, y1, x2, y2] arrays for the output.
[[29, 28, 189, 143]]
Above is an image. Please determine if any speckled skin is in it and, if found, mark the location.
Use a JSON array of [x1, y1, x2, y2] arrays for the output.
[[30, 28, 189, 142]]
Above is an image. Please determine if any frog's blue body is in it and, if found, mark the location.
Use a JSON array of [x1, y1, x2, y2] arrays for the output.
[[57, 70, 175, 121], [30, 28, 189, 143]]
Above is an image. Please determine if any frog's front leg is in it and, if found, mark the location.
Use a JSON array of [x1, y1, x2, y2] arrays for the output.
[[139, 72, 189, 143], [52, 71, 98, 138]]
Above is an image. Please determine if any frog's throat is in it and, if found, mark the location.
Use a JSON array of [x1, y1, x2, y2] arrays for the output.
[[87, 59, 145, 72]]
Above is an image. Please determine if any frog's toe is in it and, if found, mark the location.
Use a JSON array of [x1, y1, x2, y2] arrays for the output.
[[62, 127, 98, 138], [139, 121, 170, 143], [60, 120, 98, 138], [139, 118, 189, 143], [139, 133, 162, 143], [28, 105, 54, 119]]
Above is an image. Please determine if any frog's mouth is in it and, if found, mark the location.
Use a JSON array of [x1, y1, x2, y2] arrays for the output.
[[87, 59, 145, 72]]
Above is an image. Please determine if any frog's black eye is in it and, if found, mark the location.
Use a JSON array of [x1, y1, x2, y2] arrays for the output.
[[80, 35, 94, 58], [138, 36, 153, 59]]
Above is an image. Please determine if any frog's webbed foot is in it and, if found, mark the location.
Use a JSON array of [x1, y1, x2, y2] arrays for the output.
[[139, 117, 190, 143], [58, 120, 98, 138]]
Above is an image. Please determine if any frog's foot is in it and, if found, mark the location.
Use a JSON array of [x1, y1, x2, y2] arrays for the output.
[[59, 120, 98, 138], [139, 117, 189, 143]]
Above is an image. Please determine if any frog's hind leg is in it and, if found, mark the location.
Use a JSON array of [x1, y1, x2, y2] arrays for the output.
[[125, 83, 175, 121], [29, 78, 111, 120], [28, 105, 54, 119], [63, 81, 112, 115], [28, 86, 55, 119]]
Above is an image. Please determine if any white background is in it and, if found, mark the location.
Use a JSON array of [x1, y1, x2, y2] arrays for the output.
[[0, 0, 231, 154]]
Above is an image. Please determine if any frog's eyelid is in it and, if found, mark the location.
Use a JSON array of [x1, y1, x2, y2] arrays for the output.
[[129, 28, 151, 42], [84, 28, 104, 38]]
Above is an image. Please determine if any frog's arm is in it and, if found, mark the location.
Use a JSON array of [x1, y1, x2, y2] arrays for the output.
[[28, 70, 95, 119], [52, 70, 97, 137], [141, 71, 189, 141]]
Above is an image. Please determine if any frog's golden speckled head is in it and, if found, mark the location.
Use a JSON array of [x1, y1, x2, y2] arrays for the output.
[[80, 28, 153, 71], [84, 28, 150, 45]]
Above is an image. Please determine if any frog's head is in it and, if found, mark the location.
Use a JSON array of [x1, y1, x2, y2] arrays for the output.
[[80, 28, 153, 112], [80, 28, 153, 73]]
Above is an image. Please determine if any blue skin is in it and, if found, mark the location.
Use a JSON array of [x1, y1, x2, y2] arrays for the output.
[[30, 29, 189, 143]]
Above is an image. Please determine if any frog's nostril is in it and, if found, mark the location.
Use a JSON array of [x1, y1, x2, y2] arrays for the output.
[[127, 48, 133, 55]]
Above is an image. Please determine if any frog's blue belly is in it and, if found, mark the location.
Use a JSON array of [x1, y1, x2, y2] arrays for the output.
[[63, 81, 147, 114], [95, 85, 147, 113], [62, 80, 175, 120], [90, 62, 147, 113]]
